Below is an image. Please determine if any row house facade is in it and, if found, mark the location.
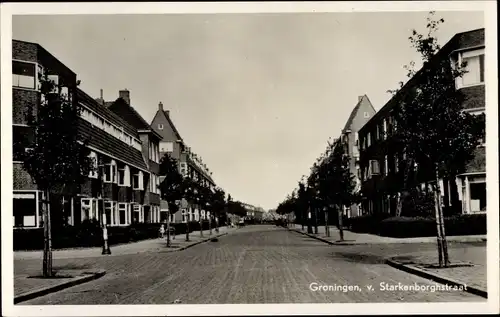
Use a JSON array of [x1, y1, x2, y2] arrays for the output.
[[151, 102, 217, 223], [358, 28, 486, 217], [339, 95, 377, 218], [12, 39, 162, 228]]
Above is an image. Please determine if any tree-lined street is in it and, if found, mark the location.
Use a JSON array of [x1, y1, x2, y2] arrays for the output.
[[17, 225, 482, 304]]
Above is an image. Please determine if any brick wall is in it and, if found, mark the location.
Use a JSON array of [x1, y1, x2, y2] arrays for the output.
[[13, 163, 37, 190], [12, 41, 37, 62], [13, 89, 38, 125]]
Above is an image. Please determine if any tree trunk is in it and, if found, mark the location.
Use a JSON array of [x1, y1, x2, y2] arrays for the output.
[[42, 189, 53, 277], [433, 166, 450, 267], [337, 204, 344, 241], [314, 207, 318, 234], [209, 213, 212, 235], [185, 208, 190, 241], [215, 216, 219, 233], [449, 175, 460, 215], [396, 156, 414, 217], [325, 208, 330, 237], [166, 210, 171, 247]]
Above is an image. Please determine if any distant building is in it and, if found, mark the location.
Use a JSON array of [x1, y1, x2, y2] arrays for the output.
[[339, 95, 377, 218], [151, 102, 216, 223]]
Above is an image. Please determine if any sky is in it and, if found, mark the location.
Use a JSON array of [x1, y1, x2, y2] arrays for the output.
[[12, 11, 484, 211]]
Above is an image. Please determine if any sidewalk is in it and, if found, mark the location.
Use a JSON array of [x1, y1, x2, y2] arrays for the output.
[[291, 224, 486, 244], [15, 226, 237, 260], [14, 226, 237, 302], [387, 246, 487, 297], [290, 224, 488, 298]]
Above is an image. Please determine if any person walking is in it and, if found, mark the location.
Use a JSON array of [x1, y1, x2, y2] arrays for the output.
[[159, 224, 165, 239]]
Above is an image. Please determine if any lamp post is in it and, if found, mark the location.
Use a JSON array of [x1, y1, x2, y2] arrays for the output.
[[98, 162, 111, 255], [207, 202, 212, 235], [324, 206, 330, 237]]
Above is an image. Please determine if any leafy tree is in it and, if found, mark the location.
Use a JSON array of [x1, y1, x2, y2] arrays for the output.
[[211, 187, 226, 232], [22, 72, 93, 277], [389, 12, 485, 267], [315, 138, 357, 240], [159, 153, 185, 246]]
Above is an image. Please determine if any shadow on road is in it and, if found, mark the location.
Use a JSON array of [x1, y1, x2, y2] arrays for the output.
[[333, 252, 387, 265]]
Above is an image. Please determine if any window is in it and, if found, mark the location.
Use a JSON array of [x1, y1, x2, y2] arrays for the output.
[[118, 203, 128, 225], [461, 52, 485, 87], [104, 201, 115, 226], [160, 141, 174, 153], [384, 155, 389, 176], [118, 166, 126, 186], [13, 61, 36, 89], [370, 160, 380, 175], [88, 151, 98, 178], [133, 204, 142, 223], [364, 112, 370, 118], [182, 209, 187, 223], [382, 119, 387, 139], [158, 124, 164, 130], [367, 132, 371, 147], [394, 155, 399, 173], [133, 171, 144, 190], [13, 192, 37, 227], [81, 198, 91, 222]]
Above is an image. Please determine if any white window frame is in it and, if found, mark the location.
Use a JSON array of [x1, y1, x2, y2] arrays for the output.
[[456, 49, 485, 89], [364, 112, 369, 118], [158, 124, 164, 130], [12, 60, 37, 90], [88, 151, 98, 178], [118, 203, 128, 225], [133, 171, 144, 190]]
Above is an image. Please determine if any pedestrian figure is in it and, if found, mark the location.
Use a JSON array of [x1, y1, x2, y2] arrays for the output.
[[159, 224, 165, 239]]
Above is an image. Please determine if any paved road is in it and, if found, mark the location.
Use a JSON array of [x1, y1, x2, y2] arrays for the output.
[[18, 225, 483, 304]]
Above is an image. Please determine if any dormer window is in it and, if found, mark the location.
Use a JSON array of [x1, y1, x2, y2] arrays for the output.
[[133, 171, 144, 190], [457, 49, 485, 88], [158, 124, 164, 130]]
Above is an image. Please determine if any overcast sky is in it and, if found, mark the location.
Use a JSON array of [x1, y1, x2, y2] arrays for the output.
[[13, 11, 484, 210]]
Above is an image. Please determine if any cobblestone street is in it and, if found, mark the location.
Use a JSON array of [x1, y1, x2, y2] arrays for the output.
[[16, 225, 484, 304]]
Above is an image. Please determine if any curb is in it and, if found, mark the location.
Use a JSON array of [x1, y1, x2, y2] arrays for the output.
[[289, 228, 361, 245], [177, 232, 229, 251], [160, 232, 230, 253], [14, 270, 106, 304], [385, 259, 487, 299], [289, 228, 486, 245]]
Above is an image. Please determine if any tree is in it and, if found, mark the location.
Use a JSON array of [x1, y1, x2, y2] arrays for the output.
[[181, 177, 199, 241], [389, 12, 485, 267], [315, 138, 357, 241], [211, 187, 226, 232], [22, 72, 93, 277], [159, 153, 185, 247]]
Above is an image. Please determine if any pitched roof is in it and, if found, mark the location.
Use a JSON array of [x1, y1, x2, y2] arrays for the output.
[[77, 89, 139, 138], [77, 118, 148, 171], [342, 95, 375, 132], [107, 98, 163, 140], [152, 109, 183, 142], [107, 98, 152, 131], [358, 28, 485, 135]]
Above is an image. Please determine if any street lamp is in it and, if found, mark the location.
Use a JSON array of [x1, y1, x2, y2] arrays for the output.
[[98, 162, 111, 255]]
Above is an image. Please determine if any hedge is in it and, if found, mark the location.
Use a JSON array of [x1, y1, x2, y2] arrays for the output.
[[345, 213, 486, 238], [14, 219, 217, 251]]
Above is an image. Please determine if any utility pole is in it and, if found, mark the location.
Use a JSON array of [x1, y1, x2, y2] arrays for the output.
[[99, 162, 111, 255]]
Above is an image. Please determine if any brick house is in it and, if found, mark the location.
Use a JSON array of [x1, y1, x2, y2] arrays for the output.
[[339, 95, 377, 218], [151, 103, 216, 223], [105, 90, 163, 223], [358, 28, 486, 216], [12, 40, 162, 228]]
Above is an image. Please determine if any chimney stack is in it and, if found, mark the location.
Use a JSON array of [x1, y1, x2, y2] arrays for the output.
[[159, 102, 163, 111], [358, 95, 364, 103], [119, 89, 130, 105]]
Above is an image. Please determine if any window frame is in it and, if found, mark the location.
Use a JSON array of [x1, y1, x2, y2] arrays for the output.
[[12, 60, 37, 90]]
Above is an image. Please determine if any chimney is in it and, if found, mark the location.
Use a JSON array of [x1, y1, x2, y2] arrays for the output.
[[119, 89, 130, 105], [100, 89, 103, 99], [159, 102, 163, 111], [358, 95, 364, 103]]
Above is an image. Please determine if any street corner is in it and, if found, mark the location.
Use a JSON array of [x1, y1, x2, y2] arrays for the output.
[[14, 270, 106, 304]]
